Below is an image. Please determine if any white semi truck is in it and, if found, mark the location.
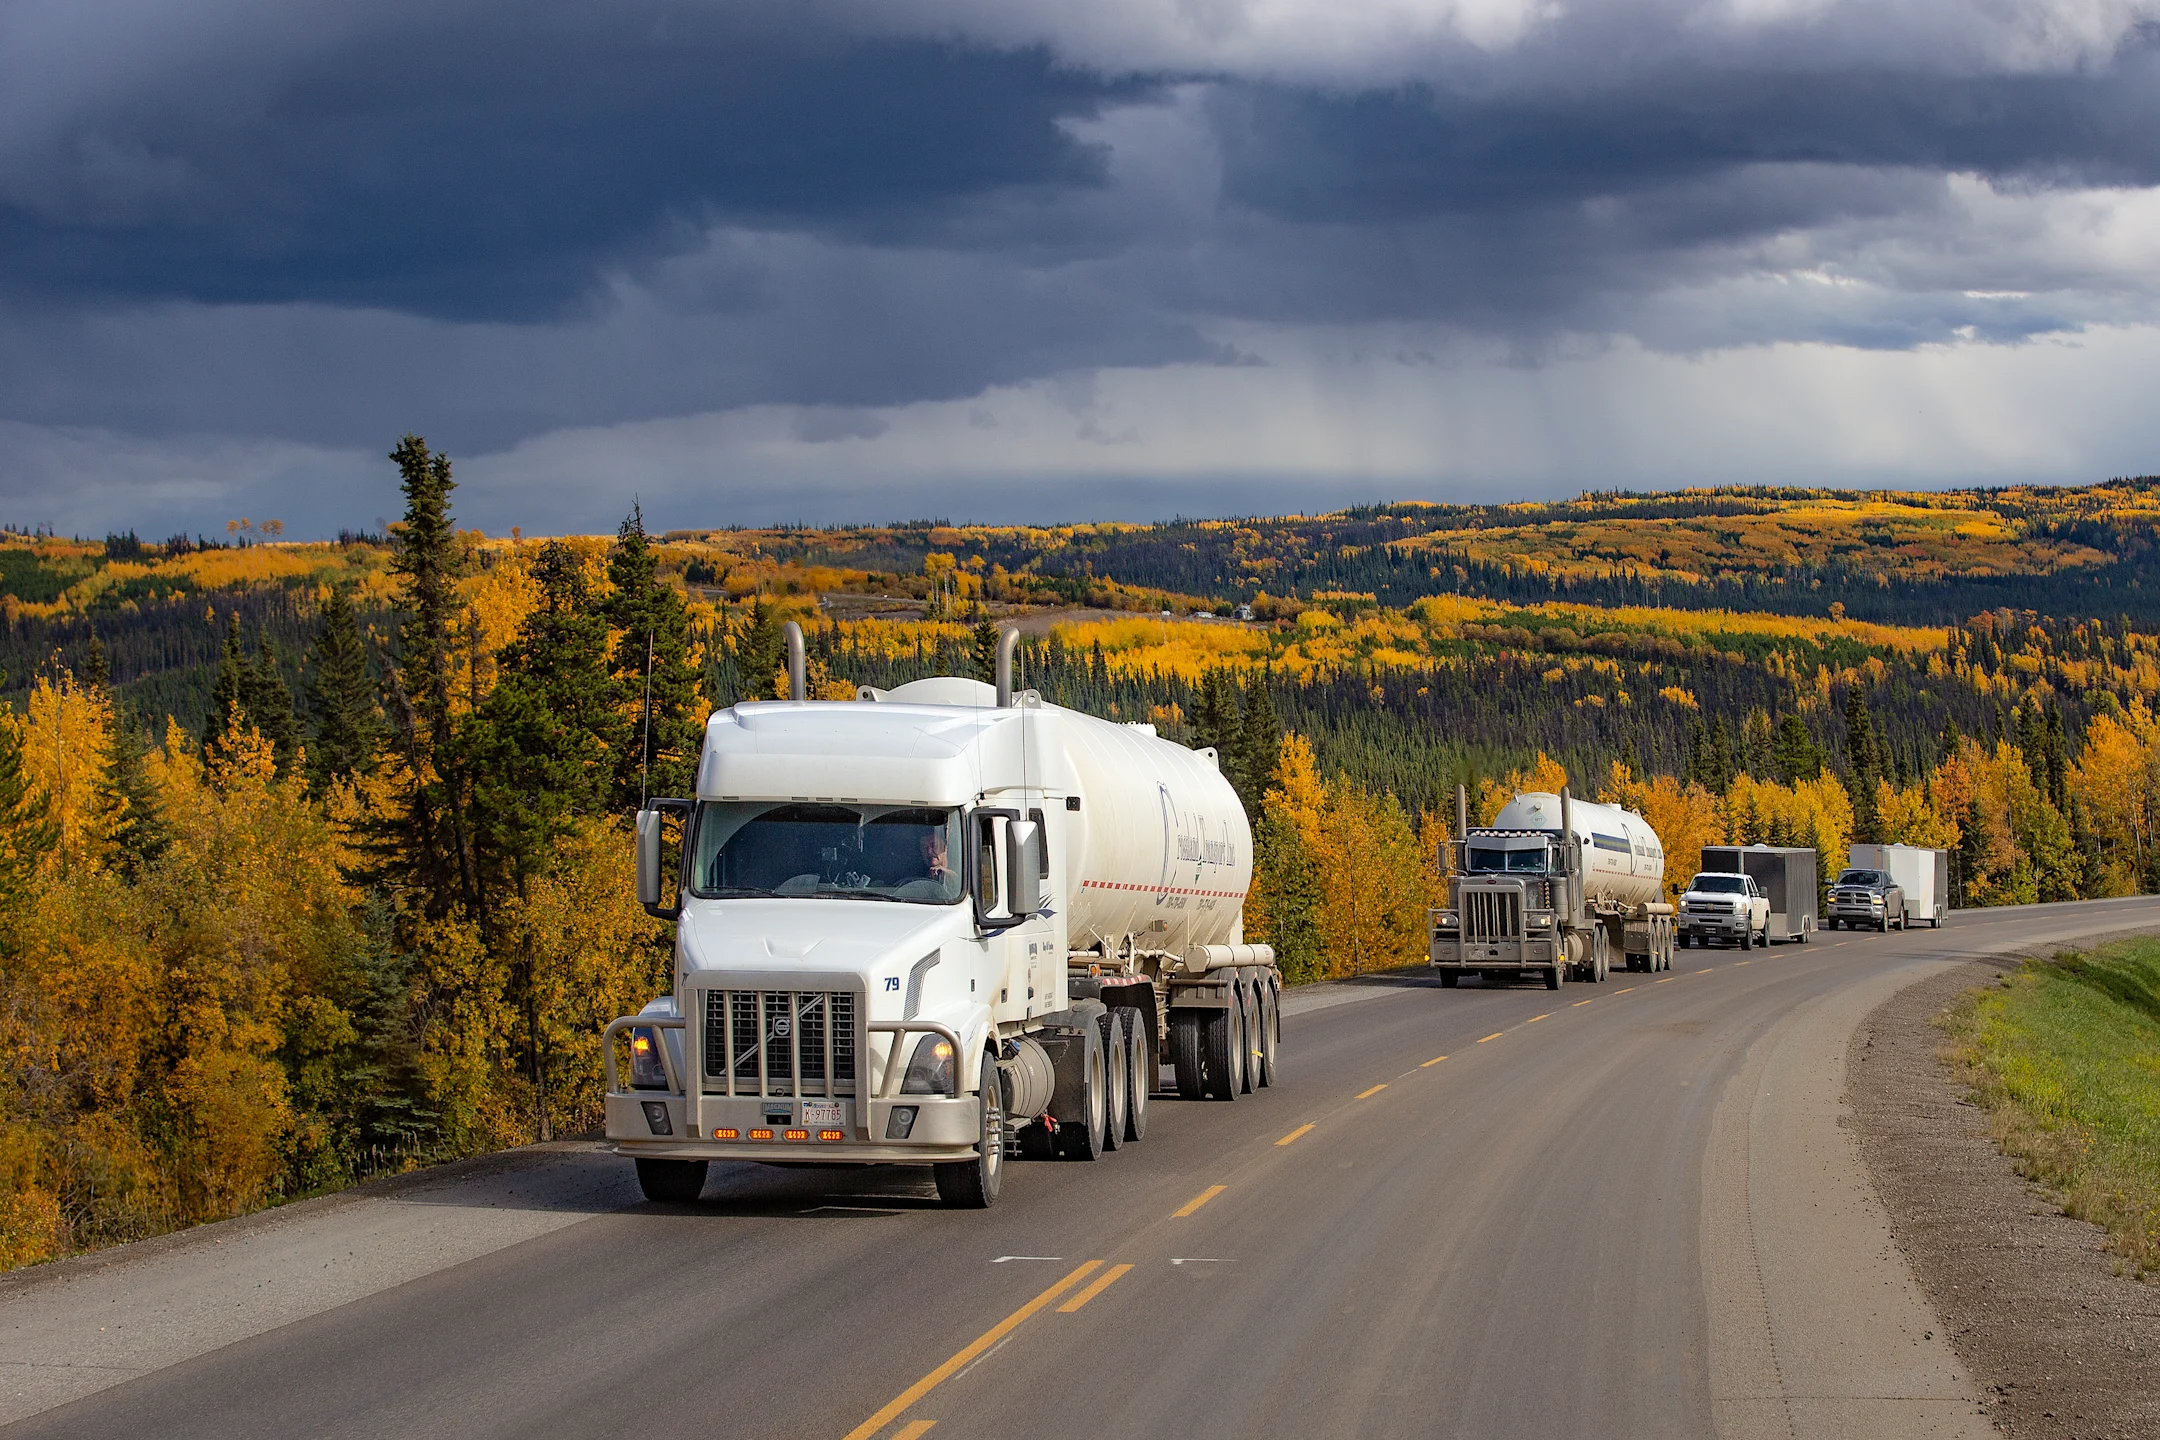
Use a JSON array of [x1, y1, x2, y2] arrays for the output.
[[602, 627, 1281, 1208], [1431, 786, 1675, 988]]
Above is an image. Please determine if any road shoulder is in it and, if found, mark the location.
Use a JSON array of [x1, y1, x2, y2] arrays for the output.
[[1703, 956, 1994, 1440], [1847, 960, 2160, 1440]]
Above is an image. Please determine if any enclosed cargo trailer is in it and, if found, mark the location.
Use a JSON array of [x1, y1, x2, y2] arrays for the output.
[[1700, 845, 1817, 943], [1848, 843, 1949, 927]]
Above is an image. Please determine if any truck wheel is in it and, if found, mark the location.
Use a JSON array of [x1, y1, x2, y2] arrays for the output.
[[1120, 1009, 1150, 1142], [634, 1158, 708, 1204], [1201, 1005, 1241, 1101], [1679, 931, 1692, 950], [1171, 1013, 1206, 1100], [1254, 984, 1278, 1089], [1544, 964, 1562, 991], [1239, 985, 1261, 1095], [1738, 925, 1751, 951], [1099, 1011, 1129, 1152], [935, 1051, 1005, 1207], [1439, 970, 1459, 988], [1058, 1032, 1108, 1160]]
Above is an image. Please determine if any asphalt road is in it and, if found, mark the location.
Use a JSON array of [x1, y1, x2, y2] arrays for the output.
[[8, 898, 2159, 1440]]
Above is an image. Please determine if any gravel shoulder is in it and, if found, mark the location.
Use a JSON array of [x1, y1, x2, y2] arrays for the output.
[[1848, 959, 2160, 1440]]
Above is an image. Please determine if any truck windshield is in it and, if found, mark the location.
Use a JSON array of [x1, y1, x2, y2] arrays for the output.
[[1690, 875, 1746, 893], [1467, 845, 1548, 873], [1837, 870, 1888, 887], [688, 802, 964, 904]]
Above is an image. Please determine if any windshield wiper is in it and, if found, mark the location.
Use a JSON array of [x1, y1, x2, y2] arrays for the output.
[[709, 885, 781, 898], [817, 888, 903, 902]]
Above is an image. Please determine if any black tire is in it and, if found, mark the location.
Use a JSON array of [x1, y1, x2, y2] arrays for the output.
[[1200, 1006, 1239, 1101], [1439, 970, 1459, 987], [935, 1051, 1006, 1207], [1738, 924, 1752, 951], [1878, 915, 1889, 933], [1120, 1008, 1150, 1142], [1544, 964, 1562, 991], [635, 1158, 708, 1204], [1238, 985, 1260, 1095], [1254, 983, 1278, 1088], [1058, 1031, 1108, 1160], [1099, 1011, 1128, 1153], [1679, 931, 1692, 949], [1171, 1012, 1207, 1100]]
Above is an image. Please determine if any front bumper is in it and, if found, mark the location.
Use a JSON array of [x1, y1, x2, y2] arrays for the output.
[[1828, 902, 1886, 921], [605, 1091, 983, 1164], [1430, 934, 1560, 970], [1680, 912, 1748, 935]]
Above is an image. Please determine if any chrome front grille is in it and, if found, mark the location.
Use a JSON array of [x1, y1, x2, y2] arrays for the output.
[[1463, 887, 1522, 943], [702, 989, 858, 1097]]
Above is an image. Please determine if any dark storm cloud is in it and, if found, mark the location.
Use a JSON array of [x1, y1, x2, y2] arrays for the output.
[[4, 0, 2160, 535], [0, 1, 1145, 320]]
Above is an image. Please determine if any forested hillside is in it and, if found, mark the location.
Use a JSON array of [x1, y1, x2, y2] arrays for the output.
[[5, 462, 2160, 1270]]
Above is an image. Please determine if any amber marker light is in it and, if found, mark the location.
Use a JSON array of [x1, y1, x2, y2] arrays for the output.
[[785, 1129, 810, 1141], [713, 1127, 740, 1140], [818, 1129, 845, 1141], [749, 1128, 774, 1141]]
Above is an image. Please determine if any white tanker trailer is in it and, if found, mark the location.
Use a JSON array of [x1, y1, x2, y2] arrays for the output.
[[602, 627, 1281, 1208], [1430, 786, 1675, 989]]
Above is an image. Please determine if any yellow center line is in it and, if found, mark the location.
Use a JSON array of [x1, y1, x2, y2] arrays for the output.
[[1655, 977, 1672, 983], [1476, 1032, 1503, 1043], [1733, 960, 1751, 967], [842, 1261, 1100, 1440], [1173, 1185, 1226, 1218], [1613, 986, 1635, 994], [1056, 1263, 1134, 1314], [1526, 1013, 1549, 1023], [1570, 998, 1594, 1007], [1356, 1083, 1388, 1099], [894, 1425, 937, 1440], [1698, 966, 1716, 973], [1420, 1055, 1448, 1067], [1276, 1123, 1315, 1146]]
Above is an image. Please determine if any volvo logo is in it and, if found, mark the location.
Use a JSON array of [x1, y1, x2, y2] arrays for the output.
[[771, 1016, 792, 1039]]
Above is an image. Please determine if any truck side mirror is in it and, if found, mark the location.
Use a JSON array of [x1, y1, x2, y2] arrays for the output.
[[1008, 820, 1042, 917], [637, 808, 664, 908], [637, 800, 694, 920], [970, 810, 1028, 931]]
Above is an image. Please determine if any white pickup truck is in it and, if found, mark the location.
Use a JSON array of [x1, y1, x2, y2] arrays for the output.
[[1677, 871, 1771, 949]]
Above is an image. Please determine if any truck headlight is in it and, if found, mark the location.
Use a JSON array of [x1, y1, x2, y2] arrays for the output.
[[1527, 910, 1555, 929], [1436, 911, 1459, 931], [901, 1036, 956, 1095], [630, 1027, 669, 1090]]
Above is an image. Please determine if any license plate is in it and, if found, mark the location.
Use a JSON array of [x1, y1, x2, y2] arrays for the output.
[[802, 1102, 843, 1127]]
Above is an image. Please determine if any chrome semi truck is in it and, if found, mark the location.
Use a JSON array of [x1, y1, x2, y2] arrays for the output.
[[1430, 786, 1675, 989], [602, 627, 1280, 1208]]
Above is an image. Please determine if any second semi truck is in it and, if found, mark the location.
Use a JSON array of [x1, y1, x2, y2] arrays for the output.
[[1431, 786, 1675, 988]]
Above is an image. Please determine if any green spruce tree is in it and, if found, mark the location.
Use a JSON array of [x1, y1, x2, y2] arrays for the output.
[[1233, 672, 1280, 816], [377, 434, 479, 924], [606, 504, 704, 807], [243, 633, 302, 775], [1843, 686, 1882, 844], [99, 705, 169, 880], [305, 587, 383, 789], [1252, 809, 1324, 984]]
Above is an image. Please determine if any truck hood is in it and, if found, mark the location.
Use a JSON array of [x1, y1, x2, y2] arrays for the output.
[[677, 899, 970, 980]]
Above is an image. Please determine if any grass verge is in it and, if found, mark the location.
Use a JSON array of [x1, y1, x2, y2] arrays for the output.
[[1941, 937, 2160, 1276]]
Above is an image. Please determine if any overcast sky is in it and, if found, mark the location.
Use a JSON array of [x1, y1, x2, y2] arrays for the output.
[[3, 0, 2158, 538]]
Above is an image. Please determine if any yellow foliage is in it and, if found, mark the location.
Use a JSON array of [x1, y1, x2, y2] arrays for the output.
[[1477, 752, 1571, 825], [1601, 763, 1721, 903], [15, 672, 112, 871], [1263, 734, 1437, 980], [1876, 779, 1960, 850]]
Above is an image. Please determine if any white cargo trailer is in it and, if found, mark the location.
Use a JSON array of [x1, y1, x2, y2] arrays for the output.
[[1700, 844, 1817, 943], [1848, 843, 1949, 927], [1431, 786, 1675, 988], [602, 627, 1281, 1208]]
